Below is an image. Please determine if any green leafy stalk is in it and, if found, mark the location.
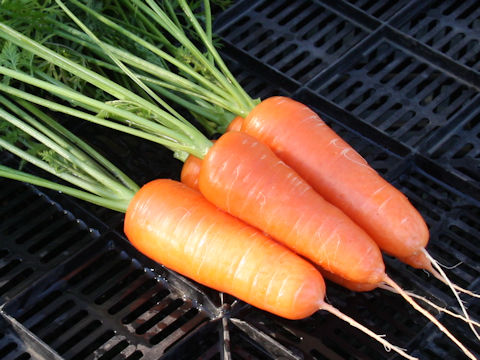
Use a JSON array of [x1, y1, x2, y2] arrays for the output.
[[54, 3, 230, 103], [51, 24, 242, 116], [55, 0, 189, 127], [0, 78, 203, 161], [0, 21, 213, 159], [176, 0, 254, 110], [0, 0, 254, 161], [0, 97, 138, 212], [0, 165, 130, 212], [64, 0, 254, 116]]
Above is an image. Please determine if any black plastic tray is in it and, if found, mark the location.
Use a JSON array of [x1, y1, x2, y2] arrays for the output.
[[1, 1, 480, 359]]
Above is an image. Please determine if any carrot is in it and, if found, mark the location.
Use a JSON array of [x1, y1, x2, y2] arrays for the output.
[[0, 100, 418, 359], [180, 153, 202, 191], [240, 97, 480, 339], [226, 115, 244, 132], [198, 130, 385, 285], [124, 179, 326, 320], [242, 96, 429, 260], [197, 131, 478, 359], [124, 179, 419, 359]]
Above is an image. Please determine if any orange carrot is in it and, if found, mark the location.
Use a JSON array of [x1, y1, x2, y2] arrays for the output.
[[124, 179, 325, 319], [123, 179, 419, 359], [180, 153, 202, 190], [241, 96, 429, 260], [196, 131, 478, 358], [320, 269, 378, 293], [242, 96, 480, 296], [198, 130, 385, 285], [240, 97, 480, 346], [226, 115, 244, 132]]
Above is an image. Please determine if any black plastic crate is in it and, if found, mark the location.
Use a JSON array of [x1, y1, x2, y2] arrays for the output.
[[345, 0, 411, 21], [2, 234, 212, 360], [310, 31, 479, 150], [2, 1, 480, 359], [392, 0, 480, 73], [0, 180, 101, 303], [216, 0, 371, 85], [422, 98, 480, 193], [0, 313, 62, 360]]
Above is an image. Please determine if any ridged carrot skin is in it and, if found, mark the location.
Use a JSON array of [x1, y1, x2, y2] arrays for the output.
[[181, 159, 382, 291], [198, 131, 385, 284], [241, 96, 429, 259], [124, 179, 326, 319]]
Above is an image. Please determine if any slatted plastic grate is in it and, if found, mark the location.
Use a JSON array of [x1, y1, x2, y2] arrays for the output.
[[231, 289, 426, 360], [1, 1, 480, 359], [217, 0, 369, 84], [426, 101, 480, 188], [3, 235, 209, 360], [227, 58, 296, 100], [0, 321, 31, 360], [393, 0, 480, 72], [0, 180, 99, 303], [312, 37, 478, 149], [397, 169, 480, 294], [345, 0, 411, 20]]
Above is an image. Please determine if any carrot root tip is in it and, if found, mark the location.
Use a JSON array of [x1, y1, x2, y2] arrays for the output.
[[321, 303, 418, 360], [422, 249, 480, 341], [384, 275, 477, 360], [379, 284, 480, 329]]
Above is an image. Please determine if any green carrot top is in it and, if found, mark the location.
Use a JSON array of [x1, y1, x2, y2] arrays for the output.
[[0, 94, 139, 212], [0, 0, 256, 139]]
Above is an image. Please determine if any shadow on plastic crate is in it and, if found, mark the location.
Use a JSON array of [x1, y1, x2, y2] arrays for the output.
[[0, 180, 101, 305], [1, 233, 217, 360]]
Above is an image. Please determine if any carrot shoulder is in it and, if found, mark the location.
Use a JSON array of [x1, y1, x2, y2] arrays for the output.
[[180, 153, 202, 190], [198, 131, 385, 285], [124, 179, 325, 320], [226, 115, 244, 132], [242, 96, 429, 259]]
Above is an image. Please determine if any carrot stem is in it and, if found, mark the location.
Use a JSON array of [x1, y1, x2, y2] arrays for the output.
[[321, 303, 418, 360], [0, 165, 131, 212], [55, 0, 186, 125], [0, 21, 213, 158], [384, 276, 477, 360]]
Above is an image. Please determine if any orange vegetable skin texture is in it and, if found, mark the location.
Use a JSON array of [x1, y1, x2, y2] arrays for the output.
[[181, 154, 202, 190], [124, 179, 326, 320], [199, 131, 385, 285], [226, 115, 244, 132], [320, 269, 378, 292], [242, 96, 429, 259]]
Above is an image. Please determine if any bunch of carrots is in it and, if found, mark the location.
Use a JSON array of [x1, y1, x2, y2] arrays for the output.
[[0, 1, 479, 358]]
